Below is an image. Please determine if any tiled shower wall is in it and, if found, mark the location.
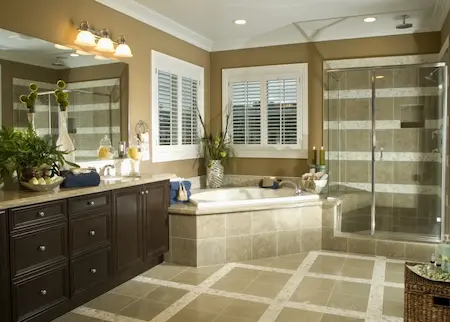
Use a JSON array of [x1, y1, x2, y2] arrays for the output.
[[324, 63, 443, 237]]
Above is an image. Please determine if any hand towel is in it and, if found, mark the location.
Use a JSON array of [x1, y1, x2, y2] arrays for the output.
[[170, 180, 192, 191]]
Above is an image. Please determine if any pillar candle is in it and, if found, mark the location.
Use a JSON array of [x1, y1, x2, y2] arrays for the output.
[[320, 146, 326, 165], [311, 146, 317, 165]]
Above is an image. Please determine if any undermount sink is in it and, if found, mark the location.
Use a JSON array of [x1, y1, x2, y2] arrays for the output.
[[101, 175, 140, 182]]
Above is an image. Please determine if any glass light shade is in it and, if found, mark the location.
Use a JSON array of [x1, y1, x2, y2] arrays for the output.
[[94, 55, 109, 60], [74, 30, 96, 47], [75, 50, 91, 55], [95, 37, 115, 52], [114, 43, 133, 57]]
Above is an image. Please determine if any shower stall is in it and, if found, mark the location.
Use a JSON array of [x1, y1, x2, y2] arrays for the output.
[[324, 62, 448, 243]]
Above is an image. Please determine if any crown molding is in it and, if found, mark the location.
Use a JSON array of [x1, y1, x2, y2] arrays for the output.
[[95, 0, 213, 51], [433, 0, 450, 30]]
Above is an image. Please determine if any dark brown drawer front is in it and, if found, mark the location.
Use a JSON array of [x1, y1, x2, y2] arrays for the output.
[[69, 192, 110, 216], [12, 225, 66, 276], [71, 213, 110, 255], [72, 248, 110, 296], [11, 201, 66, 231], [13, 266, 69, 322]]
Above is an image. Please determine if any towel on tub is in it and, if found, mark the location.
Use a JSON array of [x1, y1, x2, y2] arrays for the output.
[[170, 180, 192, 191], [170, 190, 191, 200]]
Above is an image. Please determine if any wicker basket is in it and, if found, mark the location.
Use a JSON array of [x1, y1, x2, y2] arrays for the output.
[[405, 262, 450, 321]]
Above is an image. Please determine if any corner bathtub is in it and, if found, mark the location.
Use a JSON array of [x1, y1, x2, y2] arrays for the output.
[[189, 187, 319, 209]]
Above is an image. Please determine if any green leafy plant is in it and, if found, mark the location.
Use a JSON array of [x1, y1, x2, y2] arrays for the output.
[[19, 83, 39, 112], [54, 80, 70, 111], [196, 106, 233, 166], [0, 126, 78, 185]]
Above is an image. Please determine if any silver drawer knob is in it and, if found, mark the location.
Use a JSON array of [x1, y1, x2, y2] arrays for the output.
[[40, 289, 47, 296], [38, 211, 45, 217], [89, 230, 96, 236], [38, 245, 46, 251], [145, 190, 149, 194], [87, 201, 95, 206], [140, 191, 145, 195], [90, 268, 97, 274]]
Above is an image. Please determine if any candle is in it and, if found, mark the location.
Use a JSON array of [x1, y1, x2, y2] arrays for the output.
[[311, 146, 317, 165], [320, 146, 326, 165]]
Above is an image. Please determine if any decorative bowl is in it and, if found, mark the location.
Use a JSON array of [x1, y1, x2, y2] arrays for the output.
[[20, 177, 65, 192], [301, 179, 328, 194]]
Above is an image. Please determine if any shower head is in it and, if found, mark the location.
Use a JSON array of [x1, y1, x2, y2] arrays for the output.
[[396, 15, 413, 29], [425, 68, 439, 82]]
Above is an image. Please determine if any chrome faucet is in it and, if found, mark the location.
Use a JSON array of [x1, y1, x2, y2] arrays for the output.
[[281, 180, 303, 196], [101, 164, 115, 177]]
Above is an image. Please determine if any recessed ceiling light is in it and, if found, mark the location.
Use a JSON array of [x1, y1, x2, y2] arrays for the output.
[[364, 17, 377, 23], [70, 53, 79, 57], [55, 44, 71, 50], [234, 19, 247, 25]]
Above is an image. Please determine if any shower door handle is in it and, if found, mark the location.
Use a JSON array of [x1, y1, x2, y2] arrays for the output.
[[380, 147, 384, 161]]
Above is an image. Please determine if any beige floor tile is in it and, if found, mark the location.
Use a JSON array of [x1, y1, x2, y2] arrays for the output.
[[240, 257, 276, 267], [275, 307, 322, 322], [111, 280, 158, 297], [185, 265, 224, 275], [226, 267, 263, 280], [333, 281, 371, 297], [213, 314, 258, 322], [142, 263, 188, 280], [85, 293, 137, 313], [211, 275, 253, 292], [297, 276, 336, 292], [279, 253, 309, 262], [384, 286, 404, 302], [290, 289, 332, 306], [321, 314, 365, 322], [310, 256, 346, 275], [146, 286, 188, 304], [221, 299, 269, 320], [185, 294, 233, 314], [385, 262, 405, 283], [270, 258, 302, 270], [253, 271, 292, 285], [52, 312, 103, 322], [327, 293, 368, 312], [167, 308, 217, 322], [242, 280, 284, 298], [340, 265, 373, 279], [383, 300, 404, 318], [170, 272, 210, 285], [119, 298, 168, 320]]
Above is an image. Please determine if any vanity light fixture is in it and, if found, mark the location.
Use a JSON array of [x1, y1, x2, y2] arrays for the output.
[[75, 50, 91, 55], [70, 53, 79, 57], [95, 29, 115, 53], [234, 19, 247, 25], [364, 17, 377, 23], [55, 44, 72, 50], [114, 36, 133, 57], [74, 21, 96, 47], [94, 55, 109, 60]]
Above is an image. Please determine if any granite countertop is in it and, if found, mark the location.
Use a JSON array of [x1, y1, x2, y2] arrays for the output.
[[0, 173, 176, 209]]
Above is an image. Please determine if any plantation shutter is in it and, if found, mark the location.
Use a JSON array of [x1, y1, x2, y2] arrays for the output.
[[266, 79, 298, 145], [181, 77, 198, 145], [230, 81, 261, 145], [157, 70, 178, 146]]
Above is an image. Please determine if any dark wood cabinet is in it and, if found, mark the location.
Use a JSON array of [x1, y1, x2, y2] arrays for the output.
[[2, 180, 170, 322], [113, 186, 144, 276], [144, 181, 170, 260]]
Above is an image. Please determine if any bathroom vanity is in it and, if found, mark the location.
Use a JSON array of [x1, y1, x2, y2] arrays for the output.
[[0, 175, 172, 322]]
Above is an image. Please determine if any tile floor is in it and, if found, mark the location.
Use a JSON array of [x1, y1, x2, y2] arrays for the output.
[[54, 251, 405, 322]]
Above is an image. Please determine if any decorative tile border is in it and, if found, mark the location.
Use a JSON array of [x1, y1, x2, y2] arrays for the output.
[[325, 87, 439, 100], [325, 54, 439, 69], [331, 182, 440, 195], [324, 120, 442, 130], [326, 151, 441, 162]]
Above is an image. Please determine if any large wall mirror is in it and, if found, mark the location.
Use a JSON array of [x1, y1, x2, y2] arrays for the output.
[[0, 28, 129, 162]]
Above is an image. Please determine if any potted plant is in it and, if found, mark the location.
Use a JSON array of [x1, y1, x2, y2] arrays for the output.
[[19, 83, 39, 131], [54, 80, 75, 166], [0, 126, 78, 190], [196, 107, 232, 188]]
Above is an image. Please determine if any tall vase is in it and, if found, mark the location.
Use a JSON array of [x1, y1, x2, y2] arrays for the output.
[[56, 109, 75, 169], [27, 112, 36, 132], [206, 160, 224, 188]]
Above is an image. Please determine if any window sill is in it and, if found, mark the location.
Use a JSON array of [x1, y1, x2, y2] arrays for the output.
[[231, 146, 308, 159], [152, 145, 203, 163]]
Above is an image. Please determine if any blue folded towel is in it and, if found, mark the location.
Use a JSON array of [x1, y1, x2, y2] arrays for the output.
[[61, 171, 100, 188], [170, 190, 191, 199], [258, 180, 280, 189], [170, 180, 192, 191]]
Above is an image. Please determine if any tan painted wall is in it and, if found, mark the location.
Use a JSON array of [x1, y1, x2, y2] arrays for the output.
[[442, 11, 450, 46], [0, 0, 210, 177], [211, 32, 441, 177]]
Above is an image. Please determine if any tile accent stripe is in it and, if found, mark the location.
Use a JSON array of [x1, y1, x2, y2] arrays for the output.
[[332, 182, 440, 195], [324, 120, 442, 130], [327, 151, 441, 162], [325, 54, 439, 69], [366, 258, 387, 321], [325, 87, 439, 99]]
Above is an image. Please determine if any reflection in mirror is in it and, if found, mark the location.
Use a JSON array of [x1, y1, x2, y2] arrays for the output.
[[0, 28, 129, 162]]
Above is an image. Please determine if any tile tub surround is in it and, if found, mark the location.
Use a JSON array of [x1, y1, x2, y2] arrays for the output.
[[168, 205, 323, 267], [55, 250, 405, 322]]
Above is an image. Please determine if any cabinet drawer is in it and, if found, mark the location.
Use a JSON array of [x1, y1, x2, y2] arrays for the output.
[[71, 213, 110, 255], [69, 192, 110, 215], [71, 248, 111, 296], [12, 224, 67, 276], [10, 201, 66, 231], [13, 266, 69, 322]]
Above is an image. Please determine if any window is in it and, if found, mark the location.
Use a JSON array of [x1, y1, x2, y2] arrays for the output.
[[222, 63, 308, 158], [152, 51, 204, 162]]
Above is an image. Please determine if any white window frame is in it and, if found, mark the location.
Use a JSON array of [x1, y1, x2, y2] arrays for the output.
[[222, 63, 309, 159], [151, 50, 204, 163]]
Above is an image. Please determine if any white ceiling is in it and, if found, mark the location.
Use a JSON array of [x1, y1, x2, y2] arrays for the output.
[[0, 28, 115, 69], [97, 0, 450, 51]]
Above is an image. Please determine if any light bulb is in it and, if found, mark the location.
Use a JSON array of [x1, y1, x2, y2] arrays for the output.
[[75, 50, 91, 55], [75, 30, 96, 47], [94, 55, 109, 60], [96, 37, 115, 53], [114, 36, 133, 57]]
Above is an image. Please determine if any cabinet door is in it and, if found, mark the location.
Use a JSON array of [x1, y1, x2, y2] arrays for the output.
[[113, 186, 144, 274], [143, 181, 169, 260], [0, 210, 10, 322]]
